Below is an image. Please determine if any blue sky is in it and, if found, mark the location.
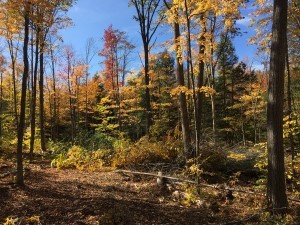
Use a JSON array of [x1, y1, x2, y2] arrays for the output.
[[60, 0, 262, 74]]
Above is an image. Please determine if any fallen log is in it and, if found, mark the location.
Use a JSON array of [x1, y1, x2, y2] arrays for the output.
[[115, 169, 300, 204], [115, 169, 262, 195]]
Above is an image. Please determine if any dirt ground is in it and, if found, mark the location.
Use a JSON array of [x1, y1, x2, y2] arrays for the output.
[[0, 161, 299, 225]]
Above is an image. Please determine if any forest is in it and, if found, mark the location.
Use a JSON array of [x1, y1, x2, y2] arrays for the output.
[[0, 0, 300, 224]]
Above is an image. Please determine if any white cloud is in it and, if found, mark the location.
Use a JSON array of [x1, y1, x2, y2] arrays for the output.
[[236, 17, 251, 26], [252, 64, 264, 71]]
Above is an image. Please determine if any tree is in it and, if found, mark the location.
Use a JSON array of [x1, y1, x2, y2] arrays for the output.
[[16, 0, 30, 186], [99, 25, 134, 132], [163, 0, 192, 161], [84, 37, 97, 129], [29, 22, 40, 160], [267, 0, 289, 214], [149, 51, 177, 138], [0, 1, 22, 130], [0, 54, 6, 142], [28, 0, 74, 156], [130, 0, 162, 135], [48, 34, 59, 139], [215, 33, 238, 142], [63, 46, 77, 143]]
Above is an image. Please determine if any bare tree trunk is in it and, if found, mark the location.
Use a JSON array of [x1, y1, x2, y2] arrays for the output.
[[49, 42, 57, 139], [184, 0, 198, 157], [253, 81, 262, 144], [197, 14, 206, 149], [0, 71, 3, 140], [163, 0, 192, 162], [115, 53, 122, 132], [16, 2, 30, 186], [29, 28, 39, 161], [131, 0, 161, 135], [286, 40, 295, 176], [209, 16, 217, 142], [85, 68, 88, 129], [174, 15, 192, 162], [39, 43, 46, 152], [7, 40, 19, 130], [267, 0, 288, 214], [67, 56, 74, 143], [144, 43, 152, 134], [76, 76, 79, 131]]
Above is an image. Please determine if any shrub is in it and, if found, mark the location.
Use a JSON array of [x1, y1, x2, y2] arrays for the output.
[[51, 145, 113, 170], [74, 130, 118, 151], [112, 136, 178, 168]]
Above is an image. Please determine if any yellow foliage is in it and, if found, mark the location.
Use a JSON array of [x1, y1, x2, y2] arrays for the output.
[[112, 137, 178, 167], [170, 86, 191, 96], [199, 86, 216, 97], [3, 217, 18, 225], [51, 146, 113, 171], [228, 153, 246, 161], [25, 216, 42, 225], [283, 114, 300, 138]]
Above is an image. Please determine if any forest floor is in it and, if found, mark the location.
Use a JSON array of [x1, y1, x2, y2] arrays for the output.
[[1, 158, 300, 225]]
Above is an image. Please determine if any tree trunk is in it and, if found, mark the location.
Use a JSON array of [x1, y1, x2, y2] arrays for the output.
[[197, 14, 206, 151], [39, 43, 46, 152], [174, 15, 192, 162], [184, 0, 198, 157], [85, 68, 88, 129], [16, 2, 30, 186], [267, 0, 288, 214], [131, 0, 161, 135], [144, 43, 152, 135], [67, 56, 74, 143], [0, 71, 3, 140], [163, 0, 192, 162], [7, 40, 19, 130], [29, 28, 40, 161], [50, 43, 57, 139], [286, 40, 295, 178], [209, 16, 217, 142]]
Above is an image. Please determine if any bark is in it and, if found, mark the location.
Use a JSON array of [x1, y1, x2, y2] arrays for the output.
[[174, 13, 192, 161], [29, 28, 40, 161], [85, 69, 88, 129], [0, 72, 3, 139], [67, 53, 75, 143], [115, 50, 122, 132], [267, 0, 288, 214], [163, 0, 192, 161], [209, 16, 217, 141], [286, 40, 295, 176], [16, 2, 30, 186], [196, 14, 206, 151], [253, 79, 263, 144], [131, 0, 161, 135], [84, 38, 97, 130], [50, 45, 57, 139], [39, 42, 46, 152], [7, 40, 19, 129], [144, 41, 152, 134], [76, 76, 79, 129], [184, 0, 199, 157]]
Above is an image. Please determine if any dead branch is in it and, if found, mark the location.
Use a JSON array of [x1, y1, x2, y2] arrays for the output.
[[115, 169, 300, 204]]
